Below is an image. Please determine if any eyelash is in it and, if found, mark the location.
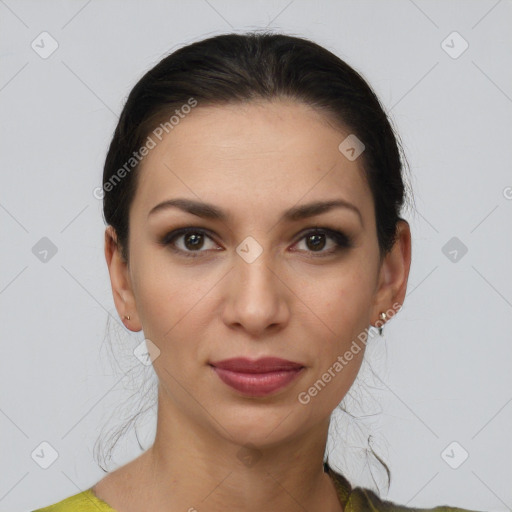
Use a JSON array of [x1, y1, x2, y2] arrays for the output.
[[159, 226, 353, 259]]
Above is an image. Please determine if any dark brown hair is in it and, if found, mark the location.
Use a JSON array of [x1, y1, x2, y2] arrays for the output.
[[101, 31, 411, 263]]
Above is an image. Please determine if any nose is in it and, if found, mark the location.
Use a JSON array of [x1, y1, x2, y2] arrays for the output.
[[221, 247, 291, 338]]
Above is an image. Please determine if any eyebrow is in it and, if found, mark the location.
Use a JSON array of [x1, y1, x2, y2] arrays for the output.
[[148, 198, 363, 225]]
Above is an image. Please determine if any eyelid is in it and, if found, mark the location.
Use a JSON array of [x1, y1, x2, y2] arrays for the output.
[[159, 225, 353, 257], [292, 226, 353, 252], [159, 227, 222, 253], [160, 226, 214, 245]]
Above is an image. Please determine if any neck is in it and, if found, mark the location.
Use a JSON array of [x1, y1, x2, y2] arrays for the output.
[[135, 388, 343, 512]]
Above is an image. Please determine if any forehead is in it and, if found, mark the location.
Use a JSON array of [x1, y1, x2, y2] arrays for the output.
[[131, 99, 372, 224]]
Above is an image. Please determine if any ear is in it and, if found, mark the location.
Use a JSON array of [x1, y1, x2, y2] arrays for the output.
[[371, 220, 412, 328], [104, 226, 142, 332]]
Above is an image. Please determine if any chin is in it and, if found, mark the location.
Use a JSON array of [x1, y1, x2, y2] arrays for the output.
[[209, 401, 312, 449]]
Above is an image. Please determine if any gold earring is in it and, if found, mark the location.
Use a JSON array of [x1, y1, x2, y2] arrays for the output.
[[378, 312, 387, 336], [124, 314, 131, 321]]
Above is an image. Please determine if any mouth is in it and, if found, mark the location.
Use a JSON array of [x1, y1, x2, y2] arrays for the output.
[[209, 357, 305, 397]]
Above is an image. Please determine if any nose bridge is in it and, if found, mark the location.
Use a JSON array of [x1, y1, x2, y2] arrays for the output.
[[235, 234, 279, 302], [225, 234, 288, 332]]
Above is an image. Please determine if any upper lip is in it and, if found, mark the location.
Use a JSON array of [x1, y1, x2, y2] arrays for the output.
[[210, 357, 304, 373]]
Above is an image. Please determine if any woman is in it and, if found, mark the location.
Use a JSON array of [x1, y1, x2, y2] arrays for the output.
[[33, 32, 479, 512]]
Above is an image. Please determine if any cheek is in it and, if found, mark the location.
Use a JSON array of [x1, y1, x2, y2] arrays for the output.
[[298, 266, 373, 405], [130, 250, 226, 376], [132, 250, 210, 332], [310, 264, 375, 341]]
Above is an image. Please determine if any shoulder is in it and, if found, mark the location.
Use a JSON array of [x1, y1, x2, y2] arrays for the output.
[[326, 465, 481, 512], [31, 489, 116, 512], [348, 486, 482, 512]]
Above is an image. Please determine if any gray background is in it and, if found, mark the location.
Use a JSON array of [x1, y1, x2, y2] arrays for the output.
[[1, 1, 511, 511]]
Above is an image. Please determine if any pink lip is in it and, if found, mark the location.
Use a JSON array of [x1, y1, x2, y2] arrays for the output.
[[210, 357, 304, 397]]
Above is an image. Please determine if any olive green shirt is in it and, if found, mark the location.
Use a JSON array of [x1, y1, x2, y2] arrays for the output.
[[31, 463, 481, 511]]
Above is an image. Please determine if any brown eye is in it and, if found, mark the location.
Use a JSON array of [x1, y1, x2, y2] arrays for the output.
[[182, 232, 205, 251], [160, 226, 353, 259], [305, 232, 327, 251], [293, 228, 352, 257], [160, 228, 219, 258]]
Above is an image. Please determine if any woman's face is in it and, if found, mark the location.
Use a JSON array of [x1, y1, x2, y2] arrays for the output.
[[107, 99, 407, 447]]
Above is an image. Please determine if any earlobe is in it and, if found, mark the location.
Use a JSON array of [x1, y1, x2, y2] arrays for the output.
[[104, 226, 142, 332], [371, 220, 412, 328]]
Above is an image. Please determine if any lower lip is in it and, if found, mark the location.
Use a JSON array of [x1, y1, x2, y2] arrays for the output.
[[211, 366, 304, 397]]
